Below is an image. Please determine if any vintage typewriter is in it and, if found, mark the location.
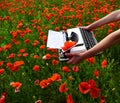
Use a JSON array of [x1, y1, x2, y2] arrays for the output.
[[47, 27, 98, 62], [58, 27, 98, 61]]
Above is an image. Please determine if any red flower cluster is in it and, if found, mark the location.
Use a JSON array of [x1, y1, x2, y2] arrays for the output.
[[6, 61, 24, 72], [62, 65, 79, 73], [40, 73, 61, 88], [79, 79, 100, 99]]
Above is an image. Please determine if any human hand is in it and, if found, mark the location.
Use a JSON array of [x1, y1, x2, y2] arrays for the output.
[[65, 52, 85, 64]]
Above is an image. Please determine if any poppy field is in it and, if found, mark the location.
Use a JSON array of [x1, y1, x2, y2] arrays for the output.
[[0, 0, 120, 103]]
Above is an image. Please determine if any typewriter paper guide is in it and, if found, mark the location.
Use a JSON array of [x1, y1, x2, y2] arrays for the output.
[[47, 30, 65, 49]]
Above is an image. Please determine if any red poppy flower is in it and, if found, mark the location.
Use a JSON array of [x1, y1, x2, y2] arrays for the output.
[[3, 43, 12, 50], [16, 21, 23, 28], [0, 69, 4, 75], [108, 23, 115, 28], [7, 53, 16, 59], [100, 96, 106, 103], [90, 87, 100, 99], [79, 82, 91, 94], [10, 66, 20, 72], [0, 61, 4, 66], [62, 66, 71, 72], [108, 29, 113, 33], [42, 53, 52, 60], [68, 75, 73, 81], [86, 57, 95, 64], [13, 61, 24, 67], [19, 49, 25, 53], [23, 53, 29, 57], [72, 65, 79, 72], [0, 47, 3, 52], [24, 39, 30, 43], [10, 82, 22, 89], [66, 94, 75, 103], [88, 79, 96, 89], [32, 65, 40, 71], [62, 26, 67, 31], [50, 73, 61, 82], [59, 82, 68, 93], [25, 28, 32, 34], [93, 70, 99, 78], [11, 39, 17, 44], [17, 53, 22, 58], [0, 92, 6, 103], [101, 59, 107, 68], [35, 100, 42, 103], [6, 62, 13, 68], [34, 40, 39, 44], [40, 45, 45, 49], [52, 53, 58, 58], [34, 80, 40, 86], [52, 59, 59, 65], [32, 40, 39, 46], [39, 79, 50, 88], [40, 31, 44, 36], [46, 13, 53, 21], [10, 30, 18, 38], [55, 27, 60, 31], [61, 41, 76, 51], [43, 35, 47, 42], [33, 55, 39, 59], [32, 43, 38, 46], [0, 36, 2, 40]]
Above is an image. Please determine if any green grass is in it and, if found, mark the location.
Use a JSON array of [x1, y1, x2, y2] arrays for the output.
[[0, 0, 120, 103]]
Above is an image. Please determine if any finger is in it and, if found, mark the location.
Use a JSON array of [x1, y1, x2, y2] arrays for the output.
[[77, 26, 86, 28], [65, 53, 73, 57], [67, 57, 75, 64], [79, 26, 85, 28]]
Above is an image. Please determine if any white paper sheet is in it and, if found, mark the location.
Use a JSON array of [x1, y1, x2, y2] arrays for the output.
[[47, 30, 65, 49]]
